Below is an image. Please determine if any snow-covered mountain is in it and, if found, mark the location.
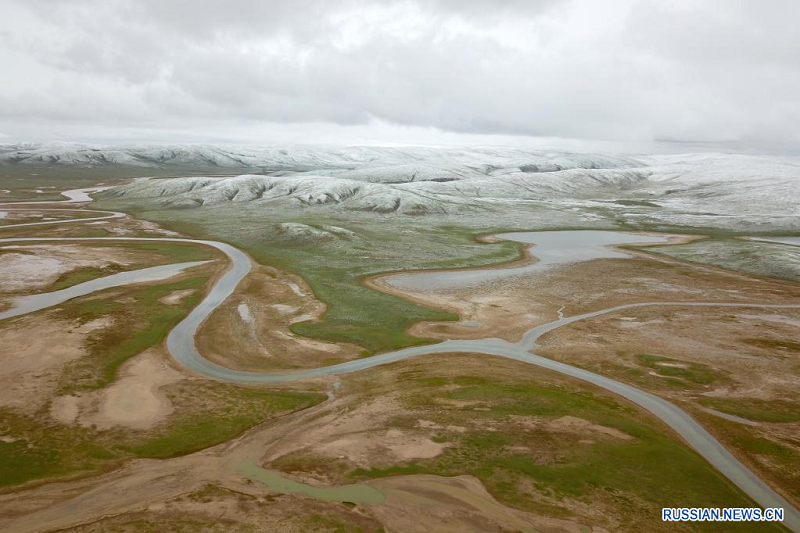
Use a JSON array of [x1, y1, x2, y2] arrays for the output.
[[0, 143, 642, 173], [3, 144, 798, 225]]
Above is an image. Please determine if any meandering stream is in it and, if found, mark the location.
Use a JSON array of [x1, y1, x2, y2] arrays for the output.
[[0, 260, 212, 320], [1, 190, 798, 531]]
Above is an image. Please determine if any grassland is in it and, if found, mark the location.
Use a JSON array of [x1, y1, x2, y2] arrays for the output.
[[269, 356, 776, 531], [536, 302, 800, 507], [0, 262, 327, 489], [46, 241, 217, 292], [67, 483, 384, 532], [0, 384, 324, 489], [644, 237, 800, 282], [92, 199, 529, 354], [698, 398, 800, 424], [694, 410, 800, 503], [0, 210, 103, 226], [55, 275, 209, 391], [635, 353, 718, 385], [92, 188, 800, 360]]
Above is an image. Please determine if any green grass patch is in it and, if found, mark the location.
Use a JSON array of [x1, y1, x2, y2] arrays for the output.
[[49, 265, 128, 291], [636, 354, 718, 385], [127, 386, 323, 458], [741, 337, 800, 353], [276, 370, 768, 529], [0, 385, 324, 489], [92, 200, 526, 355], [699, 397, 800, 423], [57, 276, 208, 391], [49, 242, 216, 291], [643, 237, 800, 282], [0, 409, 114, 487]]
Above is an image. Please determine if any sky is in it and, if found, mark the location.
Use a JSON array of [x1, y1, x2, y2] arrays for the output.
[[0, 0, 798, 149]]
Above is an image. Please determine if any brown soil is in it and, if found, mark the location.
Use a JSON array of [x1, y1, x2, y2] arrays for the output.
[[366, 240, 800, 506], [369, 249, 800, 344], [196, 264, 362, 371], [0, 314, 110, 414], [0, 245, 141, 293], [75, 348, 184, 431], [0, 212, 180, 240], [371, 474, 610, 533], [511, 415, 634, 441], [260, 392, 449, 473], [159, 288, 196, 305], [0, 355, 640, 533], [63, 485, 385, 532], [537, 304, 800, 504]]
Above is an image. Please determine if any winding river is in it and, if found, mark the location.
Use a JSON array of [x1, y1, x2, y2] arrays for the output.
[[1, 190, 799, 531], [0, 259, 212, 321]]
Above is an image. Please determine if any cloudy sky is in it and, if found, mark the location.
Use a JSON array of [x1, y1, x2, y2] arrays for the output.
[[1, 0, 798, 148]]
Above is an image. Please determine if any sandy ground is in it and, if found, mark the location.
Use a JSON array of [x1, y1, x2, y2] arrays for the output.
[[197, 264, 362, 371], [159, 288, 196, 305], [1, 315, 186, 431], [261, 393, 449, 474], [82, 218, 181, 237], [366, 242, 800, 506], [370, 248, 800, 344], [2, 210, 796, 530], [74, 349, 184, 430], [536, 304, 800, 503], [538, 306, 800, 403], [0, 354, 615, 533], [371, 474, 610, 533], [0, 314, 110, 415], [64, 486, 386, 532], [0, 211, 181, 241], [0, 245, 141, 293], [510, 414, 633, 442], [0, 210, 95, 223]]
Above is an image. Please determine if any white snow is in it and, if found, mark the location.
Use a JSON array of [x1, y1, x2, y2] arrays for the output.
[[287, 283, 305, 297], [61, 187, 112, 202], [2, 144, 798, 227], [237, 303, 255, 327], [100, 151, 799, 222]]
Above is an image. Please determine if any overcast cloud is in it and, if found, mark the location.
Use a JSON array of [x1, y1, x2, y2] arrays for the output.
[[0, 0, 798, 147]]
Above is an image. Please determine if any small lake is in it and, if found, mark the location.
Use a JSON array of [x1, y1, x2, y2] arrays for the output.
[[385, 230, 672, 291]]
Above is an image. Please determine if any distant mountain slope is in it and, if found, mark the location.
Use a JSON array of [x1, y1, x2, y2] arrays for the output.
[[0, 143, 643, 173], [3, 144, 798, 223]]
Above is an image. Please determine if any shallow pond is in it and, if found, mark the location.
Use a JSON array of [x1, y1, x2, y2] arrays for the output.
[[236, 461, 385, 504], [386, 230, 671, 291]]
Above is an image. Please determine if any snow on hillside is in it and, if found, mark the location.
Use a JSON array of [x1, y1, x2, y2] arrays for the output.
[[3, 144, 798, 224], [0, 143, 643, 172]]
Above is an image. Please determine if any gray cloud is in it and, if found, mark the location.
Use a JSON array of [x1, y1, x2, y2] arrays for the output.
[[0, 0, 798, 146]]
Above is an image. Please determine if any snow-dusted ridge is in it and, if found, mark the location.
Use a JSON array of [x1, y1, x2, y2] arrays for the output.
[[0, 143, 644, 172], [3, 144, 798, 223]]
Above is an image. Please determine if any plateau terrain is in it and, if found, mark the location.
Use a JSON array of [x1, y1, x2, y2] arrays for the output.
[[0, 144, 798, 532]]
